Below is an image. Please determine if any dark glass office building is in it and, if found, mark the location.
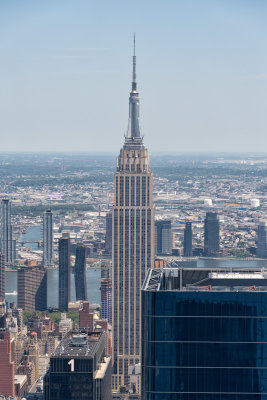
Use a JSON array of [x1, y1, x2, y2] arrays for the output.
[[74, 244, 87, 301], [183, 222, 192, 256], [142, 267, 267, 400], [155, 220, 172, 256], [58, 234, 71, 311], [204, 212, 220, 256], [257, 221, 267, 258], [44, 331, 112, 400]]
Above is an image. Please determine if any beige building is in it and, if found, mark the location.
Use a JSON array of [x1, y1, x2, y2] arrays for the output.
[[112, 43, 154, 389]]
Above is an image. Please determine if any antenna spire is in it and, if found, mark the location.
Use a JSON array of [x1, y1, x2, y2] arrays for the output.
[[125, 34, 142, 143], [132, 33, 137, 90]]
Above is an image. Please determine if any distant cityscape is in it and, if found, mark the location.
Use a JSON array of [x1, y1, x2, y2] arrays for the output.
[[1, 152, 267, 266], [1, 152, 267, 398]]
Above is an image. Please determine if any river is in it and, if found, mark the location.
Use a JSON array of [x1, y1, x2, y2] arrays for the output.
[[6, 268, 101, 307], [6, 225, 101, 307], [6, 225, 267, 308]]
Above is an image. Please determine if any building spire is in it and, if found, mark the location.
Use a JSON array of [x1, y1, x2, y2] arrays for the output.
[[132, 33, 137, 91], [125, 34, 142, 145]]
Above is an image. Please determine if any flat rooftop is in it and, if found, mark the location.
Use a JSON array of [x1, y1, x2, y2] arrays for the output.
[[143, 267, 267, 292], [94, 356, 111, 380], [14, 374, 27, 385], [52, 332, 102, 358]]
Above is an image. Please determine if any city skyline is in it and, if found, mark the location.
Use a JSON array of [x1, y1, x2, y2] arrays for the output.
[[1, 0, 267, 153], [1, 2, 267, 398]]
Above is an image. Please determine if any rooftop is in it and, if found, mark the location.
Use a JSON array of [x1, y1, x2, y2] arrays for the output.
[[52, 331, 102, 358], [14, 374, 27, 385], [94, 356, 111, 380], [143, 267, 267, 293]]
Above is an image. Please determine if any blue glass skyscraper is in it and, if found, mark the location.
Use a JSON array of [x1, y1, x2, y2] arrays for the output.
[[142, 267, 267, 400], [204, 212, 220, 256], [257, 221, 267, 257], [58, 233, 71, 311], [184, 221, 192, 256], [74, 244, 87, 301]]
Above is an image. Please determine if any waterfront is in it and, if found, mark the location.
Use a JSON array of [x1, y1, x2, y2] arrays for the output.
[[6, 268, 101, 307], [6, 258, 267, 309], [19, 225, 42, 250], [8, 225, 267, 309], [8, 225, 102, 307]]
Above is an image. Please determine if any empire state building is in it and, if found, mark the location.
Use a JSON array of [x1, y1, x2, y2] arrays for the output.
[[112, 40, 154, 388]]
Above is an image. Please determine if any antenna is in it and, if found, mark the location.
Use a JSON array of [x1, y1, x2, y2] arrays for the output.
[[132, 33, 137, 89]]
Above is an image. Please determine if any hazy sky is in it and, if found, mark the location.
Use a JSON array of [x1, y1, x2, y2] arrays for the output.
[[0, 0, 267, 153]]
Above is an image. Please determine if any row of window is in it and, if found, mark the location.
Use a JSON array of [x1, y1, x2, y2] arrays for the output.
[[119, 162, 148, 172], [115, 175, 151, 206]]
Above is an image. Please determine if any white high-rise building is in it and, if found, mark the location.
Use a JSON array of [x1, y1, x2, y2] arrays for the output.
[[112, 38, 154, 389], [43, 210, 53, 266]]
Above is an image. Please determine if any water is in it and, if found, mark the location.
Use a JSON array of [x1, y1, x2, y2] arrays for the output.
[[7, 258, 267, 308], [19, 225, 42, 250], [7, 225, 267, 308], [7, 225, 101, 307], [6, 268, 101, 307]]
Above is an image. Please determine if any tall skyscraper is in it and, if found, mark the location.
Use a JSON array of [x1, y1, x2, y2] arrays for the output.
[[17, 266, 47, 311], [204, 211, 220, 256], [0, 253, 5, 302], [142, 267, 267, 399], [155, 220, 172, 256], [58, 233, 71, 311], [74, 244, 87, 301], [184, 221, 193, 256], [112, 39, 154, 388], [43, 209, 54, 266], [101, 277, 112, 324], [1, 198, 14, 265], [44, 331, 112, 400], [257, 221, 267, 258], [105, 212, 112, 254]]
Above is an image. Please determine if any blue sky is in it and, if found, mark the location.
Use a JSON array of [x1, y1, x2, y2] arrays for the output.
[[0, 0, 266, 152]]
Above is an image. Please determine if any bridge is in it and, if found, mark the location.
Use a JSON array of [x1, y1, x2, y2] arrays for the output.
[[18, 240, 43, 248]]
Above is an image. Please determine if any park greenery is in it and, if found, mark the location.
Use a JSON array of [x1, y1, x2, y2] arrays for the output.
[[12, 204, 94, 216], [23, 310, 79, 326]]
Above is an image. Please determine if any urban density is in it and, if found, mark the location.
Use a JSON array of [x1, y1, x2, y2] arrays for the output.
[[1, 4, 267, 399]]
